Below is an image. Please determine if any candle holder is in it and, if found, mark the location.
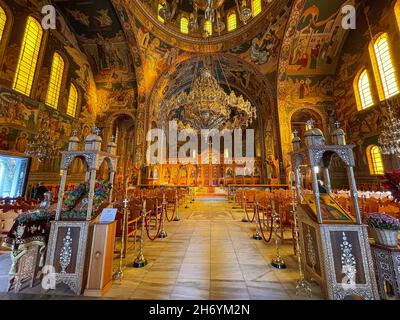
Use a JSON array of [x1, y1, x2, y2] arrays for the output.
[[113, 198, 129, 281]]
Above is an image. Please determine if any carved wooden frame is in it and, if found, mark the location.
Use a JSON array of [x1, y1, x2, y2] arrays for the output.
[[45, 221, 91, 295]]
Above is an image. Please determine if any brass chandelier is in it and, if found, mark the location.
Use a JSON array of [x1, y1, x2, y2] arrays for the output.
[[163, 66, 256, 130], [378, 103, 400, 155], [25, 129, 59, 162]]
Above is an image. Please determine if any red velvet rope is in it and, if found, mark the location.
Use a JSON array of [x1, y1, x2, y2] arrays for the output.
[[256, 204, 274, 243], [144, 207, 162, 240], [165, 201, 176, 222]]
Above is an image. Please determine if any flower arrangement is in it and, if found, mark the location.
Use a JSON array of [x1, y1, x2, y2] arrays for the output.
[[60, 180, 112, 220], [63, 183, 88, 208], [365, 213, 400, 231], [379, 169, 400, 201], [16, 210, 55, 224]]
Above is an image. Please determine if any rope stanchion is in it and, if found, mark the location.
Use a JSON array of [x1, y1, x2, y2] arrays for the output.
[[132, 200, 147, 268], [252, 200, 262, 240], [173, 189, 181, 221], [256, 203, 274, 243], [145, 199, 162, 241], [158, 193, 168, 239], [241, 194, 249, 222]]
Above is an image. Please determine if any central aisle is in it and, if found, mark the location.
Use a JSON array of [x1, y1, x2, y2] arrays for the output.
[[105, 197, 323, 300]]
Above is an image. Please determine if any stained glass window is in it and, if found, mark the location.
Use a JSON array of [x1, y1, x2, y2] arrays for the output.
[[45, 52, 65, 109], [12, 16, 43, 96]]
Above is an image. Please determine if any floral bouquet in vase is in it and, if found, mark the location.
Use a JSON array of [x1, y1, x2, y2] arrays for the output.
[[366, 213, 400, 247]]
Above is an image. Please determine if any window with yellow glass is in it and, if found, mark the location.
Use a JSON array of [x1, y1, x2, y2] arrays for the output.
[[46, 52, 65, 109], [158, 3, 164, 23], [12, 16, 43, 96], [227, 12, 237, 31], [67, 83, 78, 117], [0, 5, 7, 43], [204, 20, 212, 36], [180, 16, 189, 34], [372, 34, 399, 99], [368, 145, 385, 175], [252, 0, 262, 17], [356, 69, 374, 110]]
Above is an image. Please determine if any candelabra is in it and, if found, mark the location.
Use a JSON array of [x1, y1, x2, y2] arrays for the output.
[[289, 172, 312, 296], [113, 198, 129, 281]]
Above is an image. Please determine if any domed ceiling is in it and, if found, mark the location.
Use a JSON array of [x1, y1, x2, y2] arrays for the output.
[[130, 0, 290, 52]]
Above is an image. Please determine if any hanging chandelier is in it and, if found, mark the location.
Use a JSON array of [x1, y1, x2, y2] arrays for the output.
[[163, 67, 256, 130], [25, 129, 59, 162], [378, 103, 400, 155]]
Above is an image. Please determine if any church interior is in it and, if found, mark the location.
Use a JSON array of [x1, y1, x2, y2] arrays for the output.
[[0, 0, 400, 301]]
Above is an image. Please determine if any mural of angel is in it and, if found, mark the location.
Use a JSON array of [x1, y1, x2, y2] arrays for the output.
[[95, 9, 113, 27], [67, 9, 90, 26]]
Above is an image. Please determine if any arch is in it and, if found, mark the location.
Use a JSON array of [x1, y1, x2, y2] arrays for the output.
[[0, 3, 7, 43], [369, 33, 399, 101], [12, 16, 44, 96], [367, 145, 384, 175], [46, 52, 65, 109], [290, 107, 326, 141], [354, 69, 374, 110], [0, 1, 12, 69], [227, 11, 237, 32], [395, 0, 400, 32]]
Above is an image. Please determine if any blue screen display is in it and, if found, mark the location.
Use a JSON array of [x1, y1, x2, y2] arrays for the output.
[[0, 155, 30, 198]]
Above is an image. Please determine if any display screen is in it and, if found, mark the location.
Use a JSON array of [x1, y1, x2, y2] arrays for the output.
[[0, 154, 30, 199]]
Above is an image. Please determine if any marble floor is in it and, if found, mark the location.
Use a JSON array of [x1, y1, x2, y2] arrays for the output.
[[0, 197, 323, 300]]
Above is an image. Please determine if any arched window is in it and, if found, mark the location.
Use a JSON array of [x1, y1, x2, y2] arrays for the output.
[[367, 145, 385, 175], [46, 52, 65, 109], [180, 16, 189, 34], [370, 33, 399, 100], [67, 83, 78, 117], [355, 69, 374, 110], [0, 5, 7, 43], [204, 20, 212, 36], [13, 16, 43, 96], [227, 12, 237, 31], [158, 3, 164, 23], [251, 0, 262, 17]]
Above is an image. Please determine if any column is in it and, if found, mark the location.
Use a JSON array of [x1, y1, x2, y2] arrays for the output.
[[322, 167, 332, 194], [294, 168, 302, 204], [311, 167, 323, 224], [109, 170, 115, 203], [86, 168, 97, 221], [347, 166, 362, 224], [56, 169, 68, 220]]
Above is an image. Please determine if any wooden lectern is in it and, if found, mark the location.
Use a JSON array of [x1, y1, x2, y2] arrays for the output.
[[84, 221, 116, 297]]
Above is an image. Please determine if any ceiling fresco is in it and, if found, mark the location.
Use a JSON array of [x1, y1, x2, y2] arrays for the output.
[[55, 0, 138, 116], [51, 0, 356, 165]]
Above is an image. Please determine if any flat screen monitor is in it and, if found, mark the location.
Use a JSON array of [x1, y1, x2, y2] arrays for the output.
[[0, 153, 31, 199]]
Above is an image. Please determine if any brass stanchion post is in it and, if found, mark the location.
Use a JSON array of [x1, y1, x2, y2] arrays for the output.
[[132, 200, 148, 268], [159, 194, 168, 238], [113, 198, 128, 281], [253, 200, 262, 240], [173, 189, 181, 221], [241, 194, 249, 222], [289, 171, 312, 296], [271, 200, 286, 269]]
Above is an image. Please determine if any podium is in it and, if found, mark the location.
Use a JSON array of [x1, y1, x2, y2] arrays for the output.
[[290, 121, 379, 300], [84, 221, 116, 297]]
